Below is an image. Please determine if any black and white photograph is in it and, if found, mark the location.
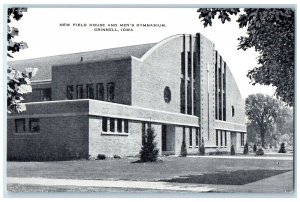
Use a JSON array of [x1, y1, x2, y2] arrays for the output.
[[2, 1, 297, 198]]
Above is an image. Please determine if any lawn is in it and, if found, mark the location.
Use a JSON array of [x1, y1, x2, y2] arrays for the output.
[[7, 156, 293, 181]]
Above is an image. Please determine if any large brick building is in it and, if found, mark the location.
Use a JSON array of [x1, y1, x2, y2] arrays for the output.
[[7, 33, 247, 160]]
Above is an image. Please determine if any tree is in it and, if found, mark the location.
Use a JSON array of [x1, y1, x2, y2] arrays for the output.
[[180, 137, 187, 157], [243, 142, 249, 155], [7, 7, 37, 113], [278, 143, 287, 153], [199, 137, 205, 155], [139, 127, 159, 162], [197, 8, 295, 106], [246, 94, 280, 148], [230, 145, 235, 155]]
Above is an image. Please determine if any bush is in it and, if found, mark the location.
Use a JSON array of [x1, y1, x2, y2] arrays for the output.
[[139, 127, 159, 162], [253, 144, 257, 152], [231, 145, 235, 155], [243, 143, 249, 155], [278, 143, 287, 153], [199, 137, 205, 155], [180, 139, 187, 157], [113, 155, 121, 159], [256, 148, 264, 156], [97, 154, 106, 160]]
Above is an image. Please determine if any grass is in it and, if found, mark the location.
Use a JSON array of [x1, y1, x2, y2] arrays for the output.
[[7, 156, 293, 181], [160, 169, 291, 185]]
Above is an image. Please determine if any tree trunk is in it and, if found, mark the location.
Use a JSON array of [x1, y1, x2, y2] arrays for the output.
[[260, 127, 266, 148]]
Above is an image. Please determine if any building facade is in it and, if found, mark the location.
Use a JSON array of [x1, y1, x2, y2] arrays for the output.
[[7, 33, 247, 160]]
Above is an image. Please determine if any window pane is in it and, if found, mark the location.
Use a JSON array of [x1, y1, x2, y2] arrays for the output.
[[117, 119, 122, 133], [29, 118, 40, 133], [110, 118, 115, 132], [189, 127, 192, 147], [196, 128, 199, 146], [76, 85, 83, 99], [225, 132, 227, 146], [124, 120, 129, 133], [67, 85, 73, 100], [96, 83, 104, 100], [15, 119, 25, 133], [107, 82, 115, 102], [32, 89, 42, 102], [86, 84, 94, 99], [102, 117, 107, 132], [216, 130, 218, 146], [188, 52, 191, 77]]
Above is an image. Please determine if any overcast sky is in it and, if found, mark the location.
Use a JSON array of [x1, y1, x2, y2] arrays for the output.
[[8, 7, 276, 99]]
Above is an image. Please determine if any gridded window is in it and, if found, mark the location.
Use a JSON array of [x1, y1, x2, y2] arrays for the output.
[[117, 119, 122, 133], [107, 82, 115, 102], [96, 83, 104, 101], [66, 85, 74, 100], [32, 88, 51, 102], [124, 120, 129, 133], [189, 127, 193, 147], [29, 118, 40, 133], [110, 118, 115, 132], [86, 84, 94, 99], [76, 85, 83, 99], [15, 119, 25, 133], [102, 117, 107, 132]]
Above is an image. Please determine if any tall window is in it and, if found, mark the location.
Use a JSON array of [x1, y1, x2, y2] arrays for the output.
[[66, 85, 74, 100], [15, 119, 25, 133], [124, 120, 129, 133], [188, 52, 191, 78], [181, 52, 185, 76], [86, 84, 94, 99], [107, 82, 115, 102], [225, 131, 227, 146], [195, 128, 199, 147], [96, 83, 104, 100], [29, 118, 40, 133], [216, 130, 219, 146], [241, 133, 245, 146], [187, 80, 192, 115], [102, 117, 107, 132], [110, 118, 115, 132], [220, 131, 223, 146], [189, 127, 192, 147], [76, 85, 83, 99], [117, 119, 122, 133], [180, 79, 185, 113]]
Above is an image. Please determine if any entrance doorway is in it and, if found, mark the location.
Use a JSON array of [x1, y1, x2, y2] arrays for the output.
[[161, 124, 175, 155]]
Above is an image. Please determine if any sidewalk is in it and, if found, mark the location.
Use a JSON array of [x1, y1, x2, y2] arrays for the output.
[[187, 155, 293, 161], [7, 170, 293, 193]]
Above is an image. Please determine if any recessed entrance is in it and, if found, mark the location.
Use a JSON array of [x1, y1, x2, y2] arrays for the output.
[[162, 124, 175, 155]]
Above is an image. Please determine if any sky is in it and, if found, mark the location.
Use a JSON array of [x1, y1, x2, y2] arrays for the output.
[[8, 7, 276, 99]]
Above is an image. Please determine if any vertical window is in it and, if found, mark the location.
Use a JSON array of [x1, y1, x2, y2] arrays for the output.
[[215, 52, 218, 119], [86, 84, 94, 99], [15, 119, 25, 133], [107, 82, 115, 102], [76, 85, 83, 99], [142, 122, 146, 144], [216, 130, 219, 146], [220, 131, 223, 146], [96, 83, 104, 101], [42, 88, 51, 101], [117, 119, 122, 133], [32, 89, 42, 102], [241, 133, 245, 146], [181, 52, 185, 76], [180, 79, 185, 113], [67, 85, 74, 100], [29, 118, 40, 133], [193, 53, 196, 79], [195, 128, 199, 147], [189, 127, 192, 147], [188, 52, 191, 78], [187, 80, 192, 115], [102, 117, 107, 132], [124, 120, 129, 133], [183, 126, 186, 141], [225, 131, 227, 147], [110, 118, 115, 132]]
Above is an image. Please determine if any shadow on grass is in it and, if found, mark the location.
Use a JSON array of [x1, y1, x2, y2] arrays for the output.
[[160, 169, 291, 185], [131, 159, 164, 164]]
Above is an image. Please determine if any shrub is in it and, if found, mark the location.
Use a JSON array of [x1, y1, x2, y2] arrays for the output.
[[97, 154, 106, 160], [180, 138, 187, 157], [253, 144, 257, 152], [231, 145, 235, 155], [139, 127, 159, 162], [113, 155, 121, 159], [199, 137, 205, 155], [278, 143, 287, 153], [256, 148, 264, 156], [243, 143, 249, 155]]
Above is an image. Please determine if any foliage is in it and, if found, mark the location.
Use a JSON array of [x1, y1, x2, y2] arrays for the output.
[[243, 143, 249, 155], [180, 137, 187, 157], [139, 127, 159, 162], [7, 7, 37, 113], [199, 137, 205, 155], [256, 148, 264, 156], [230, 145, 235, 155], [253, 143, 257, 152], [246, 94, 280, 148], [278, 143, 287, 153], [197, 8, 295, 106], [97, 154, 106, 160]]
